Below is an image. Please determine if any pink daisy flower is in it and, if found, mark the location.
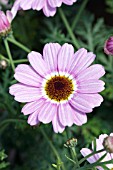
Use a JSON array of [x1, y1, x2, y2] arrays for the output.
[[0, 10, 13, 36], [80, 133, 113, 170], [9, 43, 105, 133], [11, 0, 77, 17]]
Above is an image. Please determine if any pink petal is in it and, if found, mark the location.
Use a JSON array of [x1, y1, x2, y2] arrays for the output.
[[6, 10, 13, 23], [58, 43, 74, 72], [43, 1, 56, 17], [69, 94, 93, 113], [52, 113, 65, 133], [14, 64, 42, 87], [73, 93, 103, 108], [80, 148, 97, 163], [43, 43, 61, 72], [27, 110, 40, 126], [38, 102, 57, 124], [78, 80, 105, 93], [76, 64, 105, 81], [63, 0, 77, 5], [58, 103, 74, 127], [69, 48, 96, 76], [22, 98, 45, 115], [28, 51, 49, 77], [20, 0, 33, 10], [9, 83, 42, 102], [73, 110, 87, 126], [48, 0, 62, 8], [32, 0, 44, 10]]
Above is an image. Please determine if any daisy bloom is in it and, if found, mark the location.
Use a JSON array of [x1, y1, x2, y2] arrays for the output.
[[80, 133, 113, 170], [9, 43, 105, 133], [11, 0, 77, 17]]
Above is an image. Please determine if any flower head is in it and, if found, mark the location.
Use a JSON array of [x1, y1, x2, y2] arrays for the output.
[[80, 133, 113, 170], [0, 10, 13, 37], [104, 36, 113, 55], [11, 0, 77, 17], [9, 43, 105, 133]]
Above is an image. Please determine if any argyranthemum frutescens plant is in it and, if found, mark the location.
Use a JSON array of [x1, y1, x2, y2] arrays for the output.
[[9, 43, 105, 133], [0, 0, 113, 170]]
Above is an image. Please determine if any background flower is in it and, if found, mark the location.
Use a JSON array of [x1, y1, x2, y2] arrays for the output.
[[80, 133, 113, 170], [9, 43, 105, 133], [11, 0, 77, 17]]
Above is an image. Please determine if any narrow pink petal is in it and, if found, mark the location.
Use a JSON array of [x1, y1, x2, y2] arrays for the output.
[[6, 10, 13, 23], [38, 102, 57, 124], [58, 43, 74, 72], [43, 43, 61, 72], [69, 94, 93, 113], [28, 51, 49, 77], [9, 83, 42, 102], [14, 64, 42, 87], [58, 103, 74, 127], [80, 148, 97, 163], [27, 110, 40, 126], [43, 2, 56, 17], [74, 93, 103, 108], [69, 49, 96, 76], [11, 0, 21, 18], [20, 0, 33, 10], [78, 80, 105, 93], [48, 0, 62, 8], [52, 113, 65, 133], [76, 64, 105, 81], [21, 98, 45, 115], [63, 0, 77, 5], [73, 111, 87, 126], [32, 0, 44, 10]]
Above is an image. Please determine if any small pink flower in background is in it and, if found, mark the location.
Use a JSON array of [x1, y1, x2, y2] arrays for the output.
[[0, 10, 13, 36], [11, 0, 77, 17], [80, 133, 113, 170], [104, 36, 113, 55], [0, 0, 8, 6], [9, 43, 105, 133]]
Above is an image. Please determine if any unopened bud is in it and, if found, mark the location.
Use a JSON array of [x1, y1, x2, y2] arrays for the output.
[[103, 136, 113, 153], [104, 36, 113, 55], [0, 60, 7, 69], [64, 138, 77, 148]]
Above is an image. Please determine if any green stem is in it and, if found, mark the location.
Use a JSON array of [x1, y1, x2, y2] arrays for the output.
[[13, 59, 28, 64], [7, 37, 31, 53], [0, 54, 9, 63], [3, 38, 15, 71], [58, 8, 80, 49], [71, 0, 89, 31], [71, 147, 80, 168], [79, 149, 105, 165], [40, 127, 66, 170]]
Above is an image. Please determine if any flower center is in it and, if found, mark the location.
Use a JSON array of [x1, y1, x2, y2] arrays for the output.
[[44, 75, 75, 102]]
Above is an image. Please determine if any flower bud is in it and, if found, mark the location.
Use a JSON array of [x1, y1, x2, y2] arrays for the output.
[[0, 10, 13, 37], [104, 36, 113, 55], [103, 136, 113, 153], [0, 60, 7, 69], [64, 138, 77, 148]]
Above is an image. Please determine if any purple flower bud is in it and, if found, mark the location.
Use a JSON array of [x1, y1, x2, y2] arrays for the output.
[[104, 36, 113, 55], [103, 136, 113, 153], [0, 10, 13, 37]]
